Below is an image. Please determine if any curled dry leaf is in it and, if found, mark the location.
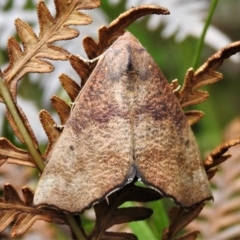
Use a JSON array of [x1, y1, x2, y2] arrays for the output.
[[0, 138, 34, 167], [2, 0, 100, 102], [89, 183, 161, 240], [179, 41, 240, 109], [186, 118, 240, 239], [0, 184, 64, 238]]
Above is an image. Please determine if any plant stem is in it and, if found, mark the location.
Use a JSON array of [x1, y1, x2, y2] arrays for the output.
[[65, 215, 87, 240], [0, 78, 45, 171], [192, 0, 219, 70]]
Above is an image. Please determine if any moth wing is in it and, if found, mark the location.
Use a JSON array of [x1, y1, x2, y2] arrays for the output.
[[130, 39, 212, 207], [34, 44, 135, 213]]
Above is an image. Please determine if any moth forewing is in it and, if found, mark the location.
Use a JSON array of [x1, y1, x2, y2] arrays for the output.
[[34, 32, 212, 213]]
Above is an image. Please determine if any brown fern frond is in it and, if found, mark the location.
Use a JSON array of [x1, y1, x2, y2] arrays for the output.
[[204, 137, 240, 178], [1, 0, 100, 102], [83, 5, 170, 60], [89, 183, 161, 239], [186, 119, 240, 239], [178, 41, 240, 109], [0, 184, 64, 238], [0, 138, 34, 167]]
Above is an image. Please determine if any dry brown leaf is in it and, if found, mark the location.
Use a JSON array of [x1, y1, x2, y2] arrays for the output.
[[1, 0, 100, 101], [179, 41, 240, 108], [0, 138, 34, 167], [0, 184, 64, 238]]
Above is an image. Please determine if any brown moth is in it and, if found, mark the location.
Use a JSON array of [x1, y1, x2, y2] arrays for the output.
[[34, 32, 212, 213]]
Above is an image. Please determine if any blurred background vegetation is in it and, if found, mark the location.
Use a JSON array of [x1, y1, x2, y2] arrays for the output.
[[0, 0, 240, 239]]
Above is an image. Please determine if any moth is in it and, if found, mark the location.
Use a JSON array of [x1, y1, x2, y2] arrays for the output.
[[34, 32, 212, 213]]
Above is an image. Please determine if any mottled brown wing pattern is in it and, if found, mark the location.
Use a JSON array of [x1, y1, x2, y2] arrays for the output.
[[34, 32, 212, 213], [129, 45, 212, 207], [112, 32, 212, 207], [34, 37, 138, 213]]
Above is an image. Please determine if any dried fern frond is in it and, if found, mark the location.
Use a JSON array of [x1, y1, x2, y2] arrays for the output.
[[89, 183, 161, 240], [0, 184, 64, 238], [186, 118, 240, 239], [170, 41, 240, 125], [2, 0, 100, 102], [179, 41, 240, 109], [83, 4, 170, 60], [0, 138, 34, 167], [204, 138, 240, 178]]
